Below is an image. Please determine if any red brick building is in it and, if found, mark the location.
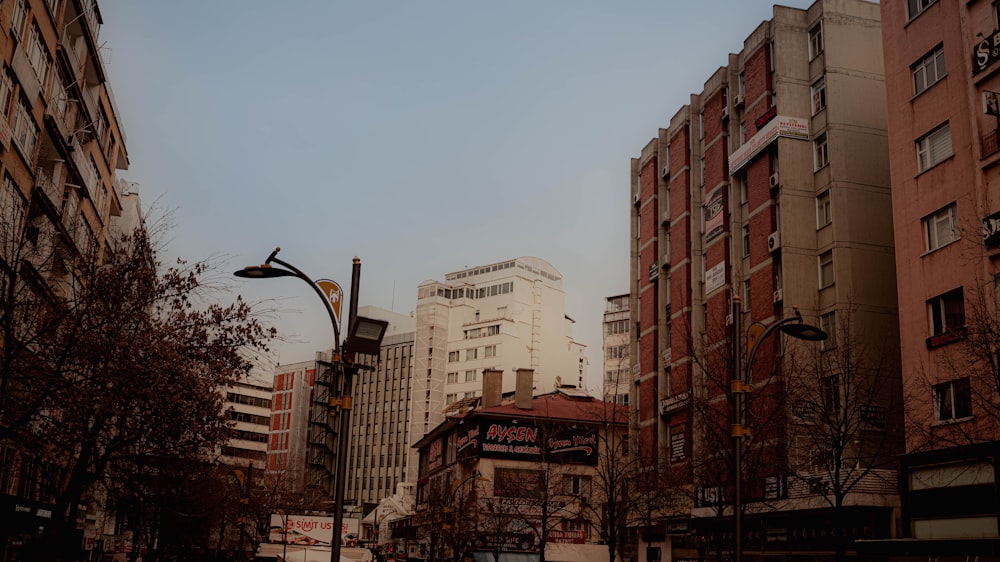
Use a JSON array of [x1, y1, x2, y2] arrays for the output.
[[630, 2, 901, 561]]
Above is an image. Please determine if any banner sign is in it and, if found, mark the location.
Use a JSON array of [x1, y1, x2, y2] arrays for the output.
[[456, 420, 598, 464], [704, 188, 726, 242], [268, 514, 359, 546], [975, 30, 1000, 75], [729, 115, 809, 174]]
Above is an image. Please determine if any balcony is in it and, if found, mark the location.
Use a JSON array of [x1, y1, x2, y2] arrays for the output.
[[11, 44, 41, 104], [983, 129, 1000, 159], [35, 166, 63, 209], [58, 30, 84, 84], [69, 140, 97, 201]]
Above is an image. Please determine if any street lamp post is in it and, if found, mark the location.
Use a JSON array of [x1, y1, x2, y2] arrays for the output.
[[236, 248, 387, 562], [730, 296, 826, 562]]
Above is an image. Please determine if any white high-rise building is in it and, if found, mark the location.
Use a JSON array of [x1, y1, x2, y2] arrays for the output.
[[405, 256, 587, 482]]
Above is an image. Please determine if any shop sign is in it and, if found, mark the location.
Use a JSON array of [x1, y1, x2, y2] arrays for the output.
[[548, 530, 585, 544], [704, 188, 726, 242], [754, 105, 777, 129], [729, 116, 810, 174], [705, 262, 726, 294], [974, 29, 1000, 74]]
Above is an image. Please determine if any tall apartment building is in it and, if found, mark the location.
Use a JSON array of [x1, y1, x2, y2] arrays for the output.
[[631, 2, 901, 561], [268, 306, 415, 511], [880, 0, 1000, 553], [603, 294, 631, 405], [220, 382, 272, 478], [0, 0, 132, 558], [406, 257, 588, 483], [347, 306, 415, 508]]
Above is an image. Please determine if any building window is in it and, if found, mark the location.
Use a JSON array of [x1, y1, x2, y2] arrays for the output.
[[739, 174, 748, 204], [743, 279, 751, 312], [26, 24, 51, 86], [445, 393, 457, 404], [808, 22, 823, 59], [465, 370, 476, 382], [907, 0, 936, 20], [466, 348, 478, 360], [814, 132, 829, 170], [699, 111, 704, 140], [934, 378, 971, 421], [917, 122, 952, 172], [739, 121, 746, 144], [811, 76, 827, 115], [738, 72, 745, 98], [923, 203, 958, 251], [446, 372, 458, 384], [12, 99, 37, 160], [484, 344, 496, 358], [912, 44, 945, 96], [562, 475, 592, 496], [448, 351, 459, 362], [742, 225, 750, 258], [820, 375, 841, 414], [927, 288, 965, 338], [817, 191, 832, 228], [606, 345, 626, 360], [10, 0, 26, 39], [819, 250, 834, 288], [820, 311, 837, 349], [0, 68, 13, 118]]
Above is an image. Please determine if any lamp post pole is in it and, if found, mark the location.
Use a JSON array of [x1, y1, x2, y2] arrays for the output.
[[731, 298, 826, 562], [235, 249, 362, 562]]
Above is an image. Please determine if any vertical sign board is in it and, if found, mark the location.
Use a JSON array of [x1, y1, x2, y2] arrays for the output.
[[315, 279, 343, 330]]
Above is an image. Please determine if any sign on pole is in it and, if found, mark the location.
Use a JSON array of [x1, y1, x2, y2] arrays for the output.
[[315, 279, 344, 330]]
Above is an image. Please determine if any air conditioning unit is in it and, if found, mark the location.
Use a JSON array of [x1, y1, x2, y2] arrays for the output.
[[769, 173, 780, 191], [734, 94, 745, 107], [633, 193, 641, 206], [773, 289, 783, 303], [662, 252, 670, 266], [661, 165, 670, 179], [721, 105, 730, 120], [661, 211, 671, 228], [768, 232, 781, 253], [725, 313, 734, 326]]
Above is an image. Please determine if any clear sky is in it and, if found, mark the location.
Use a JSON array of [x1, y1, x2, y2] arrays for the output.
[[98, 0, 817, 389]]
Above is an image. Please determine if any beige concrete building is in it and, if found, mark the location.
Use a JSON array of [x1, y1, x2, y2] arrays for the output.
[[630, 1, 902, 560], [602, 293, 631, 405], [406, 257, 588, 483]]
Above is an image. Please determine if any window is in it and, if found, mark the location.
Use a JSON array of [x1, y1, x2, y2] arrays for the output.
[[817, 191, 832, 228], [808, 22, 823, 59], [0, 68, 13, 118], [811, 76, 827, 115], [487, 325, 500, 336], [814, 132, 829, 169], [465, 370, 476, 382], [820, 311, 837, 350], [562, 475, 592, 496], [445, 393, 457, 404], [12, 99, 37, 159], [820, 375, 841, 414], [699, 111, 704, 140], [606, 345, 626, 360], [743, 279, 751, 312], [934, 378, 971, 421], [484, 344, 496, 358], [819, 250, 834, 288], [448, 351, 459, 363], [912, 45, 945, 95], [465, 348, 478, 360], [927, 288, 965, 337], [25, 25, 51, 85], [10, 0, 26, 39], [907, 0, 936, 20], [742, 225, 750, 258], [446, 372, 458, 384], [738, 72, 745, 98], [917, 122, 952, 172], [739, 174, 747, 204], [0, 174, 24, 236], [923, 203, 958, 251], [739, 121, 746, 143], [497, 306, 507, 317]]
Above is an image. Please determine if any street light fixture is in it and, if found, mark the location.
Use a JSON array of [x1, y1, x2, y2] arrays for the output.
[[236, 248, 386, 562], [730, 300, 826, 562]]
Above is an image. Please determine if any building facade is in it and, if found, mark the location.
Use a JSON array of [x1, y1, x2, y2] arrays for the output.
[[0, 0, 133, 559], [880, 0, 1000, 554], [408, 370, 626, 562], [603, 294, 631, 405], [631, 1, 902, 561], [220, 381, 272, 478], [406, 257, 588, 483]]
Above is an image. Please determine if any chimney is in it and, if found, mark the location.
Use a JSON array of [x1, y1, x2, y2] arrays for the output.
[[482, 369, 503, 408], [515, 369, 534, 410]]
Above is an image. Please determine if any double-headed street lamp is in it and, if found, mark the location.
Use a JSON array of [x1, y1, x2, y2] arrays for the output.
[[236, 248, 387, 562], [730, 296, 826, 562]]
